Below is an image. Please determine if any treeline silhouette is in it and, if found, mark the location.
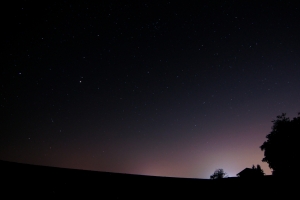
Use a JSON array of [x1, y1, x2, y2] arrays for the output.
[[260, 112, 300, 177], [211, 112, 300, 179]]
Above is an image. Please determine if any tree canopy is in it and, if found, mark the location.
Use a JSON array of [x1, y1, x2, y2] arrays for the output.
[[252, 164, 264, 177], [260, 113, 300, 176], [210, 169, 228, 180]]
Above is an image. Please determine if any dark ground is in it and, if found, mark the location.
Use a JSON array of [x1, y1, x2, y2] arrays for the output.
[[0, 160, 295, 198]]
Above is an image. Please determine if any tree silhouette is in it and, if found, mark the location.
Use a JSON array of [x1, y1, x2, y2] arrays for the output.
[[210, 169, 228, 180], [260, 112, 300, 176], [252, 164, 264, 177]]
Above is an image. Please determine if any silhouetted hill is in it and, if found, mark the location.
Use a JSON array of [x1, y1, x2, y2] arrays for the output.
[[0, 160, 295, 198]]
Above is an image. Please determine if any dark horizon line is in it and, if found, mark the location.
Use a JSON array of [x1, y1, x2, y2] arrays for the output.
[[1, 159, 275, 179]]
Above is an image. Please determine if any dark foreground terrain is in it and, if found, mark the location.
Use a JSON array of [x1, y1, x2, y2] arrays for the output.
[[0, 160, 295, 198]]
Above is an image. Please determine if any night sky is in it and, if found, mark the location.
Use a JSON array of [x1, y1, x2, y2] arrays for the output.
[[1, 1, 300, 178]]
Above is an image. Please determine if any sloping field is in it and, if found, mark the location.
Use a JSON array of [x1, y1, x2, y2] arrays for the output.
[[0, 160, 295, 198]]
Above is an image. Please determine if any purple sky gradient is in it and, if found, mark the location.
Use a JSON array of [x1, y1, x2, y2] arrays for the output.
[[1, 1, 299, 178]]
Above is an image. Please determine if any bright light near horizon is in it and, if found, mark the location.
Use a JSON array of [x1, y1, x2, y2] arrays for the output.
[[225, 170, 237, 178]]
